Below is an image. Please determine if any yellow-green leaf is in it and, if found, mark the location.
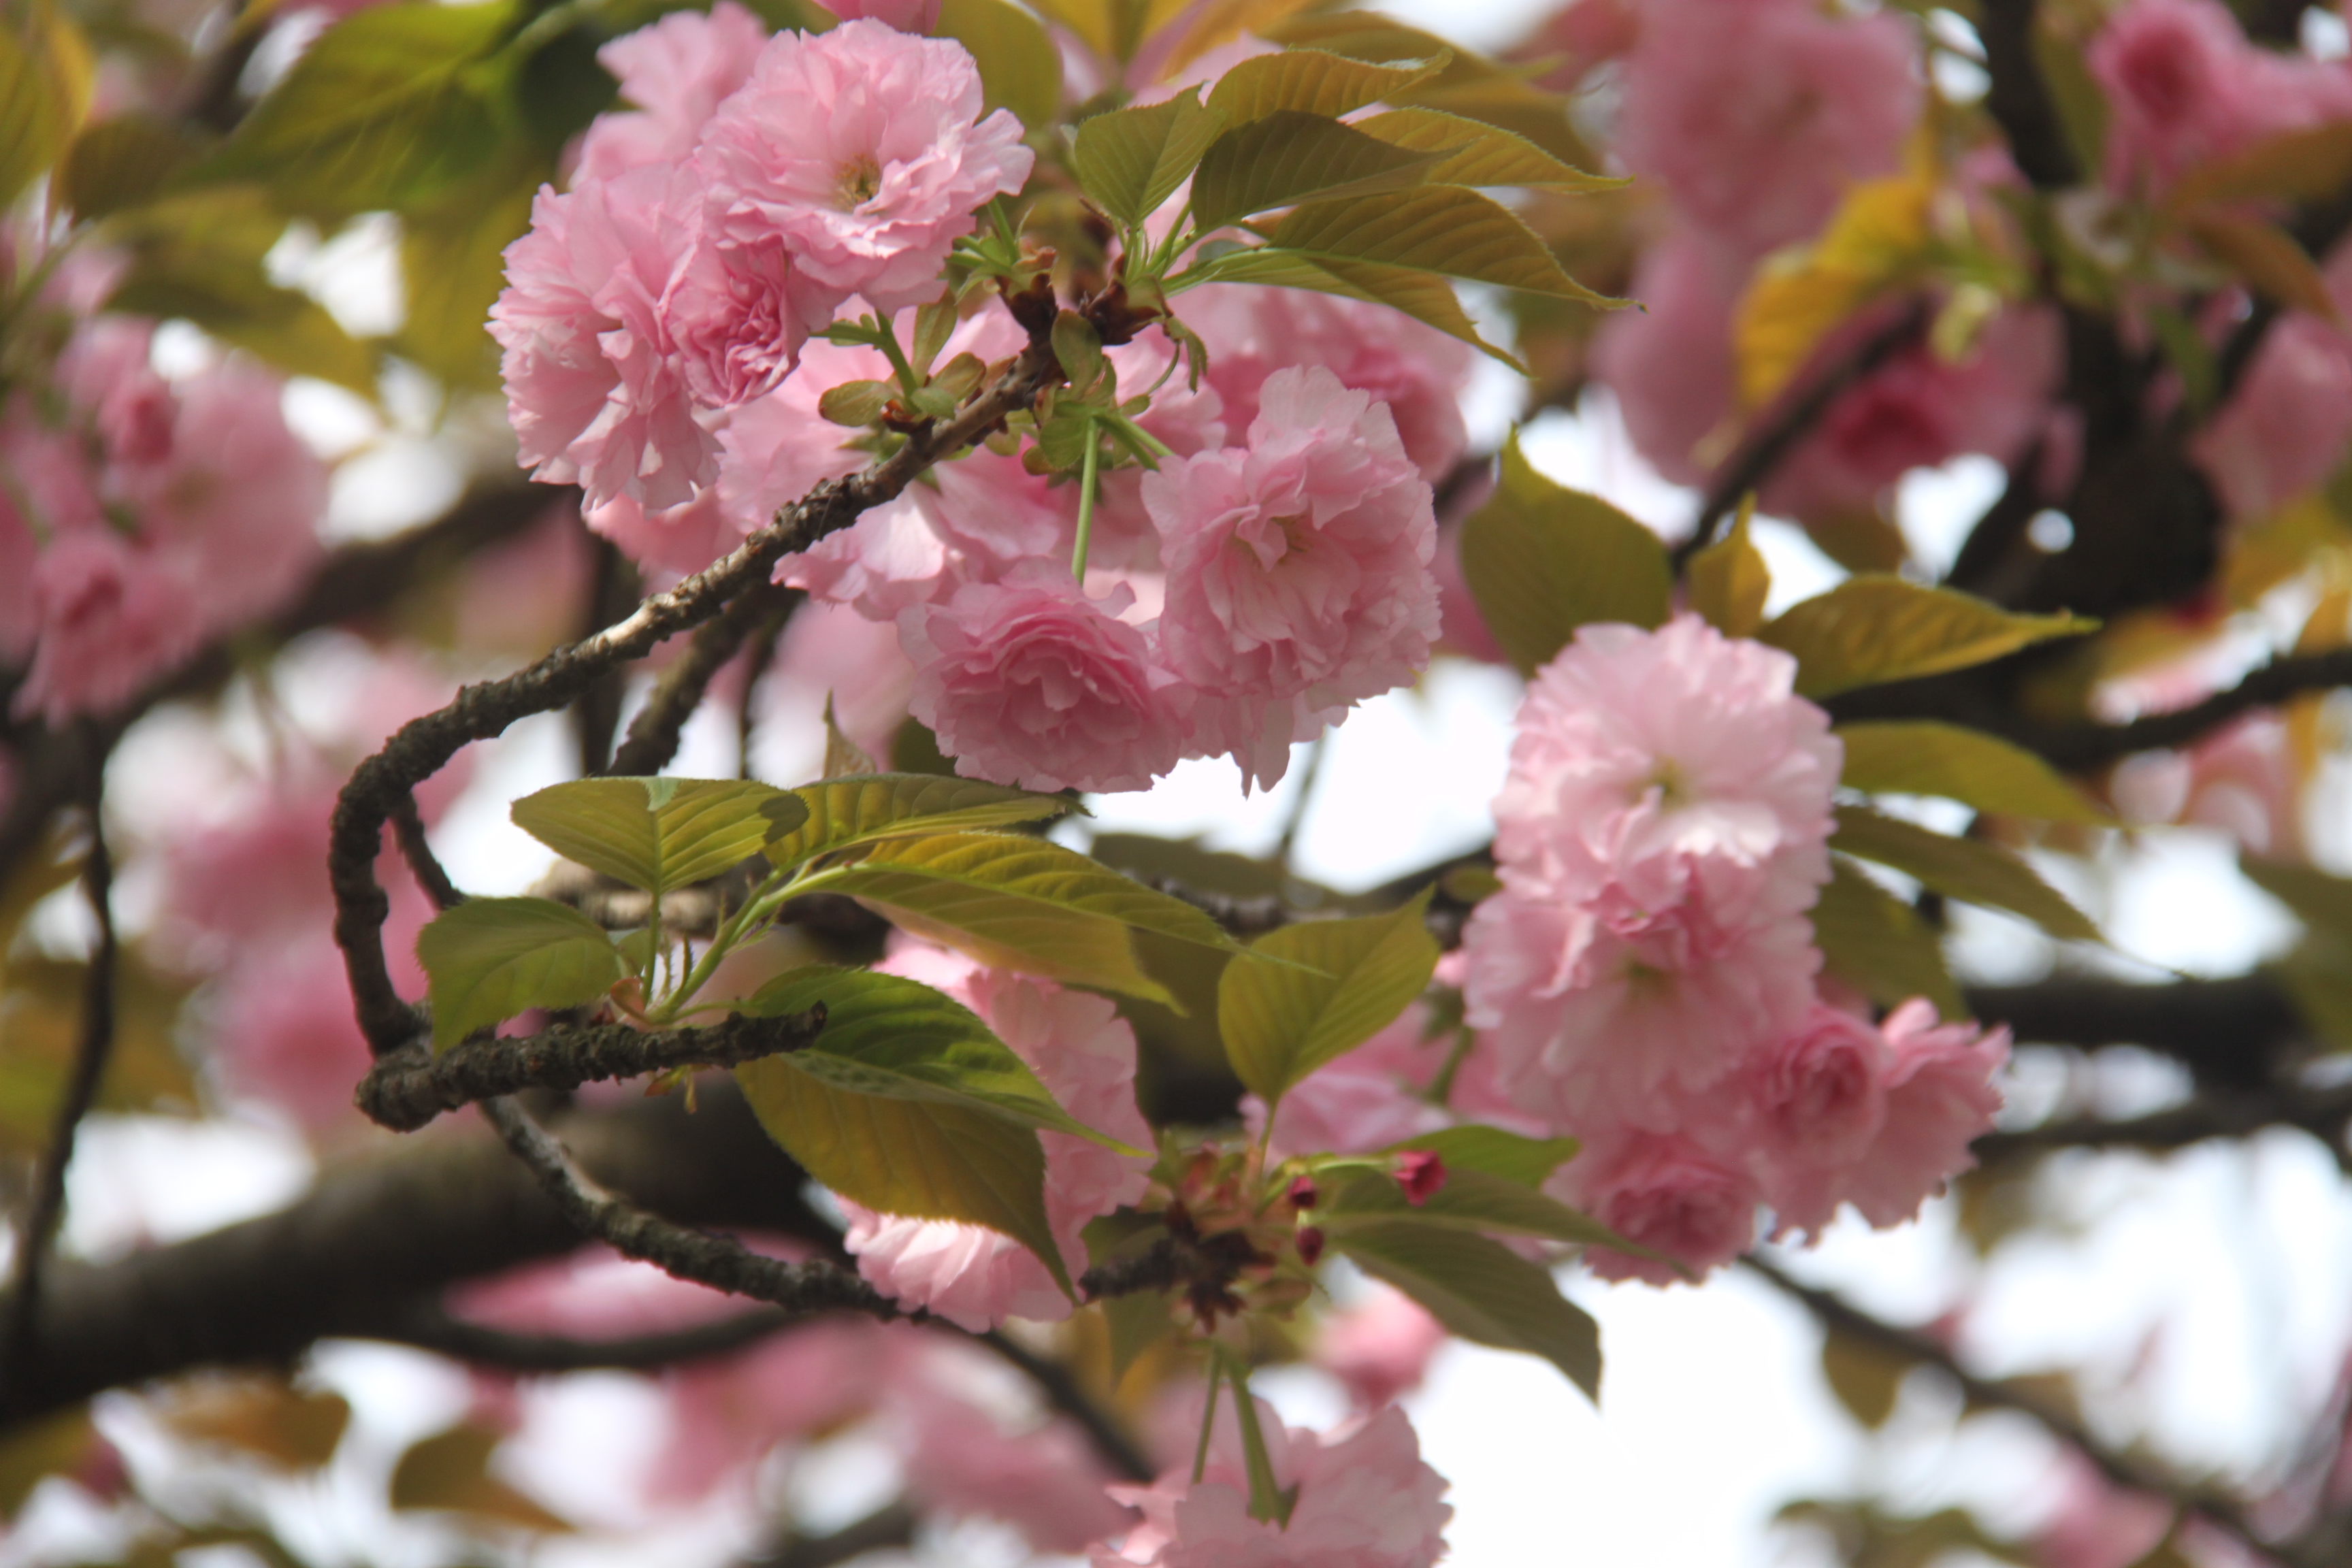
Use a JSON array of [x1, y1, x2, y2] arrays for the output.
[[1686, 502, 1771, 638], [1757, 576, 2095, 698], [936, 0, 1061, 131], [1835, 720, 2110, 824], [765, 773, 1077, 868], [390, 1424, 571, 1532], [1458, 435, 1671, 674], [2183, 210, 2340, 325], [1219, 890, 1438, 1103], [415, 896, 627, 1051], [1182, 246, 1518, 365], [0, 1, 92, 210], [1811, 860, 1962, 1015], [57, 114, 198, 220], [1385, 1125, 1580, 1188], [511, 777, 800, 898], [2165, 120, 2352, 214], [1191, 110, 1448, 230], [1831, 804, 2102, 944], [2240, 854, 2352, 934], [1335, 1220, 1601, 1401], [397, 154, 540, 389], [1205, 45, 1448, 125], [1350, 107, 1620, 192], [1264, 184, 1620, 306], [1320, 1166, 1632, 1251], [1069, 86, 1226, 227]]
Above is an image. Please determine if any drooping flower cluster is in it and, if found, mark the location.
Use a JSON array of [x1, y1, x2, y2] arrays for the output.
[[1458, 617, 2010, 1281], [0, 318, 327, 723]]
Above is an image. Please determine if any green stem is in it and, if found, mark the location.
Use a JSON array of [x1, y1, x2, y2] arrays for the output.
[[1072, 417, 1102, 581], [1192, 1353, 1223, 1486], [1224, 1356, 1296, 1526], [647, 860, 813, 1024], [872, 317, 924, 397]]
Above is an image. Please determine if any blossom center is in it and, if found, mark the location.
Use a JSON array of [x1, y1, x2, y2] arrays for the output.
[[834, 155, 883, 211]]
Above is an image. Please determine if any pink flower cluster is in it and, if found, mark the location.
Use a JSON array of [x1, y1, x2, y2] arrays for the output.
[[491, 12, 1031, 510], [0, 318, 325, 723], [837, 943, 1156, 1330], [1456, 617, 2010, 1281]]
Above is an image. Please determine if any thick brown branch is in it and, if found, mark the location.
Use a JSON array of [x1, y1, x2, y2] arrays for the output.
[[389, 792, 464, 912], [1966, 975, 2304, 1090], [372, 1301, 797, 1372], [329, 346, 1059, 1056], [1974, 1082, 2352, 1162], [355, 1010, 828, 1132]]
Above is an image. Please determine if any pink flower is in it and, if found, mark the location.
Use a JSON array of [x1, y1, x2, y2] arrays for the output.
[[697, 21, 1033, 325], [898, 568, 1189, 794], [1616, 0, 1921, 260], [1096, 1400, 1452, 1568], [647, 1316, 896, 1501], [1841, 1000, 2009, 1227], [1552, 1127, 1761, 1285], [2191, 238, 2352, 523], [1314, 1286, 1448, 1411], [898, 1388, 1137, 1552], [1185, 284, 1476, 481], [1587, 231, 1742, 489], [13, 530, 207, 723], [1716, 1001, 1893, 1237], [842, 954, 1155, 1330], [1147, 366, 1441, 790], [571, 1, 769, 183], [491, 165, 806, 510]]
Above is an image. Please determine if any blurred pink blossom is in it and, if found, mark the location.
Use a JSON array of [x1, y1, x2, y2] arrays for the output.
[[898, 1388, 1137, 1551], [1552, 1126, 1761, 1285], [572, 1, 769, 184], [1842, 1001, 2010, 1227], [1315, 1286, 1448, 1410]]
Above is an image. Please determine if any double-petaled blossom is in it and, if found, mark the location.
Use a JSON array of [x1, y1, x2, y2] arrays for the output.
[[840, 947, 1155, 1330], [1094, 1399, 1452, 1568], [570, 0, 768, 184], [1551, 1126, 1763, 1285]]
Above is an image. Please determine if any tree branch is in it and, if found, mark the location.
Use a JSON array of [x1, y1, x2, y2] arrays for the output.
[[747, 1502, 919, 1568], [1965, 975, 2304, 1091], [1742, 1254, 2321, 1568], [0, 770, 116, 1395], [370, 1301, 798, 1372], [1974, 1081, 2352, 1162], [607, 582, 800, 779], [979, 1328, 1154, 1482], [355, 1011, 828, 1132], [329, 343, 1060, 1058], [389, 791, 465, 912]]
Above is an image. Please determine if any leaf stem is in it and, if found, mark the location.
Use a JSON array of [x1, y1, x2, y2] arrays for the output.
[[1072, 416, 1102, 581]]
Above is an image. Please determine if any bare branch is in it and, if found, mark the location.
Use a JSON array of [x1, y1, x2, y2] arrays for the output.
[[354, 1010, 828, 1132], [389, 792, 465, 912], [608, 582, 800, 779], [747, 1502, 919, 1568], [1974, 1082, 2352, 1162], [370, 1301, 798, 1371], [979, 1328, 1154, 1482]]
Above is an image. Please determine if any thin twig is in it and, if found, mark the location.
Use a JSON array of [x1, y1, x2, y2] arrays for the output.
[[1273, 732, 1326, 874], [2028, 647, 2352, 770], [369, 1301, 796, 1371], [736, 606, 789, 781], [355, 1009, 828, 1132], [389, 792, 464, 911], [607, 583, 800, 779], [329, 343, 1059, 1057], [1972, 1083, 2352, 1163], [979, 1328, 1154, 1482], [0, 772, 117, 1393], [1742, 1254, 2320, 1568], [746, 1502, 919, 1568]]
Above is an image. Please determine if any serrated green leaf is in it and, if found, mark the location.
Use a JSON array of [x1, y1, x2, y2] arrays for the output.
[[1205, 45, 1446, 124], [1220, 891, 1437, 1103], [1458, 435, 1671, 674], [1831, 805, 2101, 944], [416, 897, 627, 1051], [1350, 107, 1620, 192], [738, 965, 1141, 1152], [736, 1043, 1065, 1294], [1335, 1220, 1601, 1401], [1836, 720, 2110, 825], [1265, 184, 1619, 306], [57, 114, 197, 220], [936, 0, 1061, 131], [1757, 576, 2095, 699], [1687, 503, 1771, 638], [197, 1, 517, 215], [1069, 86, 1227, 227], [512, 778, 798, 899], [765, 773, 1077, 868], [1191, 110, 1448, 230], [0, 2, 91, 211], [1812, 860, 1962, 1015], [810, 833, 1242, 1007], [1321, 1166, 1631, 1250], [1384, 1125, 1580, 1187], [1181, 246, 1518, 365]]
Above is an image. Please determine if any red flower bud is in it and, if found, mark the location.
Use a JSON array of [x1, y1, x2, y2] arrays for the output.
[[1287, 1175, 1319, 1210], [1296, 1226, 1325, 1266], [1395, 1151, 1447, 1205]]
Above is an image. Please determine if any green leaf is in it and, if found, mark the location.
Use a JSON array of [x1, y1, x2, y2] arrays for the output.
[[397, 154, 540, 389], [1831, 804, 2102, 944], [1811, 860, 1962, 1015], [1835, 720, 2110, 824], [1458, 435, 1671, 674], [1350, 106, 1620, 192], [1219, 891, 1438, 1103], [1385, 1124, 1580, 1188], [1190, 110, 1448, 230], [764, 773, 1077, 868], [1205, 46, 1448, 125], [389, 1424, 571, 1532], [1183, 246, 1517, 365], [415, 897, 627, 1051], [935, 0, 1061, 131], [57, 114, 197, 220], [1756, 576, 2095, 699], [1335, 1220, 1601, 1401], [738, 966, 1141, 1151], [1069, 86, 1227, 227], [511, 778, 799, 898], [1051, 308, 1105, 393], [1321, 1166, 1631, 1250], [1687, 503, 1771, 639], [0, 1, 91, 211], [1264, 185, 1620, 306], [812, 833, 1243, 1007], [734, 1037, 1066, 1293], [199, 0, 517, 215], [2241, 855, 2352, 934]]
